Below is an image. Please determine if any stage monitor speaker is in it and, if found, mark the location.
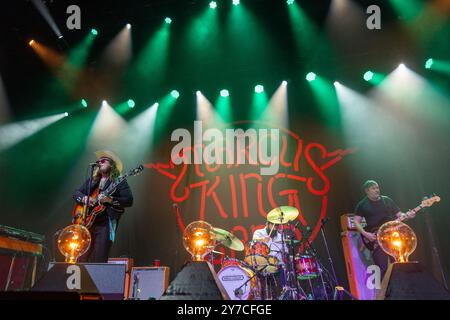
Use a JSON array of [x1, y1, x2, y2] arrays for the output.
[[31, 262, 126, 300], [127, 267, 169, 300], [160, 261, 229, 300], [378, 262, 450, 300]]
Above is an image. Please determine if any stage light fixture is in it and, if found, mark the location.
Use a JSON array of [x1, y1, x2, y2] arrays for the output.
[[233, 0, 240, 5], [90, 28, 98, 36], [363, 71, 374, 81], [126, 24, 131, 29], [165, 17, 172, 24], [220, 89, 229, 97], [81, 99, 88, 108], [171, 90, 180, 99], [306, 72, 316, 82], [425, 58, 433, 69], [255, 85, 264, 93], [287, 0, 295, 5], [127, 99, 135, 108], [29, 40, 35, 46], [209, 1, 217, 9]]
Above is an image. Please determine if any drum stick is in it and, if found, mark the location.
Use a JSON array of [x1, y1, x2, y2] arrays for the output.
[[267, 222, 276, 238]]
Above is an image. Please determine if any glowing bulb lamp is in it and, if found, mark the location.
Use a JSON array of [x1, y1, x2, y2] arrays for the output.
[[377, 221, 417, 263], [57, 224, 91, 263], [183, 221, 216, 261]]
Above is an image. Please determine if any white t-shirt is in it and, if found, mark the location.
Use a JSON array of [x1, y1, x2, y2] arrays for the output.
[[252, 227, 287, 265]]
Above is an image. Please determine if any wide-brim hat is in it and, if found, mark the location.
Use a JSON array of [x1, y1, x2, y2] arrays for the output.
[[94, 150, 123, 174]]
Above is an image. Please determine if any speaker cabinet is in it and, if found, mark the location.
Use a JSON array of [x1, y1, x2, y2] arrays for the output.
[[341, 231, 377, 300], [31, 262, 126, 300], [160, 261, 229, 300], [377, 262, 450, 300], [127, 267, 169, 300]]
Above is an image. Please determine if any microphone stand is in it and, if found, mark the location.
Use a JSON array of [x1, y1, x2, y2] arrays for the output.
[[173, 204, 181, 275], [319, 218, 339, 287]]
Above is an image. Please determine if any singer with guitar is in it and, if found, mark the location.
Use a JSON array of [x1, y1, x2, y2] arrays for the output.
[[72, 150, 134, 263], [353, 180, 416, 277]]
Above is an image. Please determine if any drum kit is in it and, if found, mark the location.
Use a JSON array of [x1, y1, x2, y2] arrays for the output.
[[209, 206, 331, 300]]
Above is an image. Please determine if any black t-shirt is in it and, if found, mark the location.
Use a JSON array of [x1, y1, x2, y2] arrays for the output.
[[354, 196, 400, 231]]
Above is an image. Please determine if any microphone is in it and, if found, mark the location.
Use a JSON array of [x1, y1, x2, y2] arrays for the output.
[[234, 287, 243, 297], [173, 203, 178, 209], [89, 162, 99, 167]]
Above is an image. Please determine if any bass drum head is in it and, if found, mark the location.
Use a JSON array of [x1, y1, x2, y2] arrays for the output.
[[217, 265, 255, 300]]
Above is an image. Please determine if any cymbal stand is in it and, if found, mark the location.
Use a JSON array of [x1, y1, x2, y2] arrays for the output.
[[277, 211, 300, 300]]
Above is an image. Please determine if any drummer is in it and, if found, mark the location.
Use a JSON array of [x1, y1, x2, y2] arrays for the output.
[[252, 220, 287, 269]]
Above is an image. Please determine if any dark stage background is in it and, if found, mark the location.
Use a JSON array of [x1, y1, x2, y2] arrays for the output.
[[0, 0, 448, 291]]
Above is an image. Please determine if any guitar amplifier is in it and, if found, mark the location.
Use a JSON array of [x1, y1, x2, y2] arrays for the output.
[[108, 258, 134, 298], [341, 214, 367, 231], [128, 267, 169, 300]]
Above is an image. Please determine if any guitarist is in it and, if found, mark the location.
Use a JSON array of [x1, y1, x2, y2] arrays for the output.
[[354, 180, 415, 277], [73, 150, 133, 262]]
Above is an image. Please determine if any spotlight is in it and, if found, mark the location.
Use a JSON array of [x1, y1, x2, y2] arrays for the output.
[[306, 72, 316, 82], [102, 100, 108, 106], [333, 81, 340, 86], [171, 90, 180, 99], [81, 99, 88, 108], [91, 28, 98, 36], [398, 63, 406, 70], [196, 90, 201, 96], [126, 24, 131, 29], [232, 0, 240, 5], [282, 80, 288, 86], [220, 89, 229, 97], [165, 17, 172, 24], [363, 71, 374, 81], [29, 40, 35, 46], [255, 85, 264, 93], [425, 58, 433, 69], [287, 0, 295, 5], [64, 112, 69, 117], [127, 99, 135, 108], [153, 102, 159, 108], [209, 1, 217, 9]]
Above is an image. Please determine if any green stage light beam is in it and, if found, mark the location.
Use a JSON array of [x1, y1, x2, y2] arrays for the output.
[[287, 1, 318, 57], [425, 58, 450, 74], [132, 21, 170, 88], [308, 75, 341, 129], [67, 29, 97, 69], [215, 92, 232, 123], [250, 87, 269, 121]]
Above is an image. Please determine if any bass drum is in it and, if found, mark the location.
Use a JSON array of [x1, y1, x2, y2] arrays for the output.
[[217, 265, 256, 300]]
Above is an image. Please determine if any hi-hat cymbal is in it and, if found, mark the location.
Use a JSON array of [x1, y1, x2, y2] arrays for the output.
[[267, 206, 299, 224], [211, 228, 244, 251]]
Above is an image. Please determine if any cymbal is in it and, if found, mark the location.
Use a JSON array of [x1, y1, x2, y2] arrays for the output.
[[267, 206, 299, 224], [211, 228, 244, 251]]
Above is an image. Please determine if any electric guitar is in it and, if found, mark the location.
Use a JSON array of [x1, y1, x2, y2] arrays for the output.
[[72, 165, 144, 228], [361, 195, 440, 251]]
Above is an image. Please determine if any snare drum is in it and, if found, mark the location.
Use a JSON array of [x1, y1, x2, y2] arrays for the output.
[[217, 265, 256, 300], [244, 241, 269, 269], [295, 254, 318, 280]]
